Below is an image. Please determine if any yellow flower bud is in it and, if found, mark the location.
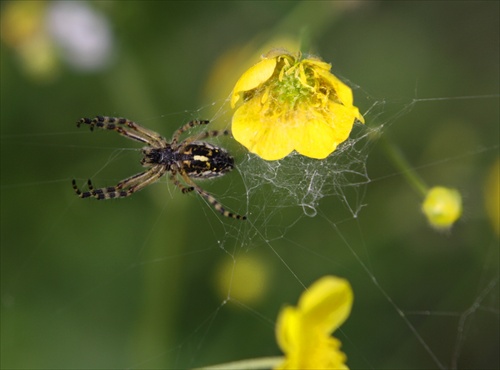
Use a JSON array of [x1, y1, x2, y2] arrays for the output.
[[422, 186, 462, 230]]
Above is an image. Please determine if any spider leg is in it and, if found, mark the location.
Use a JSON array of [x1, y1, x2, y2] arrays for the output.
[[114, 166, 166, 190], [177, 129, 231, 152], [170, 170, 194, 194], [171, 119, 210, 145], [178, 170, 246, 220], [72, 179, 105, 198], [102, 166, 167, 199], [86, 179, 129, 199], [72, 165, 167, 200], [78, 116, 165, 146]]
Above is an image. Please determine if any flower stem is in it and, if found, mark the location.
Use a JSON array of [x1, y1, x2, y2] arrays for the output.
[[381, 136, 428, 197], [194, 356, 283, 370]]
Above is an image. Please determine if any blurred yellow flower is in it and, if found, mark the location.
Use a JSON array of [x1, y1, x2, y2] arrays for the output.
[[422, 186, 462, 230], [0, 1, 58, 80], [1, 0, 114, 81], [214, 254, 270, 305], [231, 50, 364, 161], [484, 158, 499, 237], [275, 276, 353, 370]]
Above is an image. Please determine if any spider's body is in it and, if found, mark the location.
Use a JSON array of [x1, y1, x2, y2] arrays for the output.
[[72, 116, 246, 220], [142, 143, 234, 179]]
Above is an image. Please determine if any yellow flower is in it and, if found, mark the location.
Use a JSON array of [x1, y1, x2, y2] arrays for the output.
[[0, 1, 58, 81], [422, 186, 462, 230], [214, 254, 270, 305], [275, 276, 353, 370], [231, 50, 364, 161], [484, 158, 499, 237]]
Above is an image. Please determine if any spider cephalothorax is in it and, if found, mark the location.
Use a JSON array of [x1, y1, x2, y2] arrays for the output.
[[72, 116, 246, 220]]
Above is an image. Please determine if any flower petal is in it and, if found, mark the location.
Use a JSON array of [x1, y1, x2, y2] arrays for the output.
[[274, 276, 353, 369], [231, 57, 277, 107], [275, 306, 299, 355], [232, 99, 295, 160], [285, 118, 337, 160], [298, 276, 353, 334], [288, 102, 358, 159]]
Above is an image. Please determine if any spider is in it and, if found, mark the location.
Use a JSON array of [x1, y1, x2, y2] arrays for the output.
[[72, 116, 246, 220]]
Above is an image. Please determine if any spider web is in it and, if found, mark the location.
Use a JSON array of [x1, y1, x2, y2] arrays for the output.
[[197, 90, 499, 370], [1, 2, 499, 370], [2, 91, 497, 370]]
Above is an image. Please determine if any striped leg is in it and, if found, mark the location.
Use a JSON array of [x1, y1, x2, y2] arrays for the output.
[[72, 165, 167, 200], [178, 170, 246, 220], [177, 129, 231, 153], [77, 116, 165, 146], [171, 119, 210, 145]]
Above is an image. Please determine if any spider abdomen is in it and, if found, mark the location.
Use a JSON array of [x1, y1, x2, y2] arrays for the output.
[[182, 143, 234, 178]]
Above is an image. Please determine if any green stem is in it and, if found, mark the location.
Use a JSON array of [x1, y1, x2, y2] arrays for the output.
[[272, 2, 353, 55], [381, 136, 428, 197], [194, 356, 283, 370]]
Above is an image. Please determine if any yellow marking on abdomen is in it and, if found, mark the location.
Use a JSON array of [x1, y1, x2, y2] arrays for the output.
[[193, 155, 209, 162]]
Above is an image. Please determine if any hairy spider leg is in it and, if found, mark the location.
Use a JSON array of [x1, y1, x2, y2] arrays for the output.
[[170, 119, 210, 145], [94, 166, 167, 199], [73, 179, 128, 198], [177, 129, 231, 153], [78, 117, 151, 145], [170, 170, 195, 194], [178, 169, 246, 220], [78, 116, 165, 147], [73, 179, 117, 198], [72, 165, 167, 200], [112, 166, 167, 190]]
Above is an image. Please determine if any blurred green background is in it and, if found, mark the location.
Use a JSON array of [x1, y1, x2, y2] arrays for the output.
[[1, 1, 498, 369]]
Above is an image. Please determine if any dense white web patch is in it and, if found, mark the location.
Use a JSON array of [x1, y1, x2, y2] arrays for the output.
[[237, 124, 371, 219]]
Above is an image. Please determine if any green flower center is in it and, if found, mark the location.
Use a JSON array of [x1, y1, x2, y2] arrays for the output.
[[267, 59, 313, 109]]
